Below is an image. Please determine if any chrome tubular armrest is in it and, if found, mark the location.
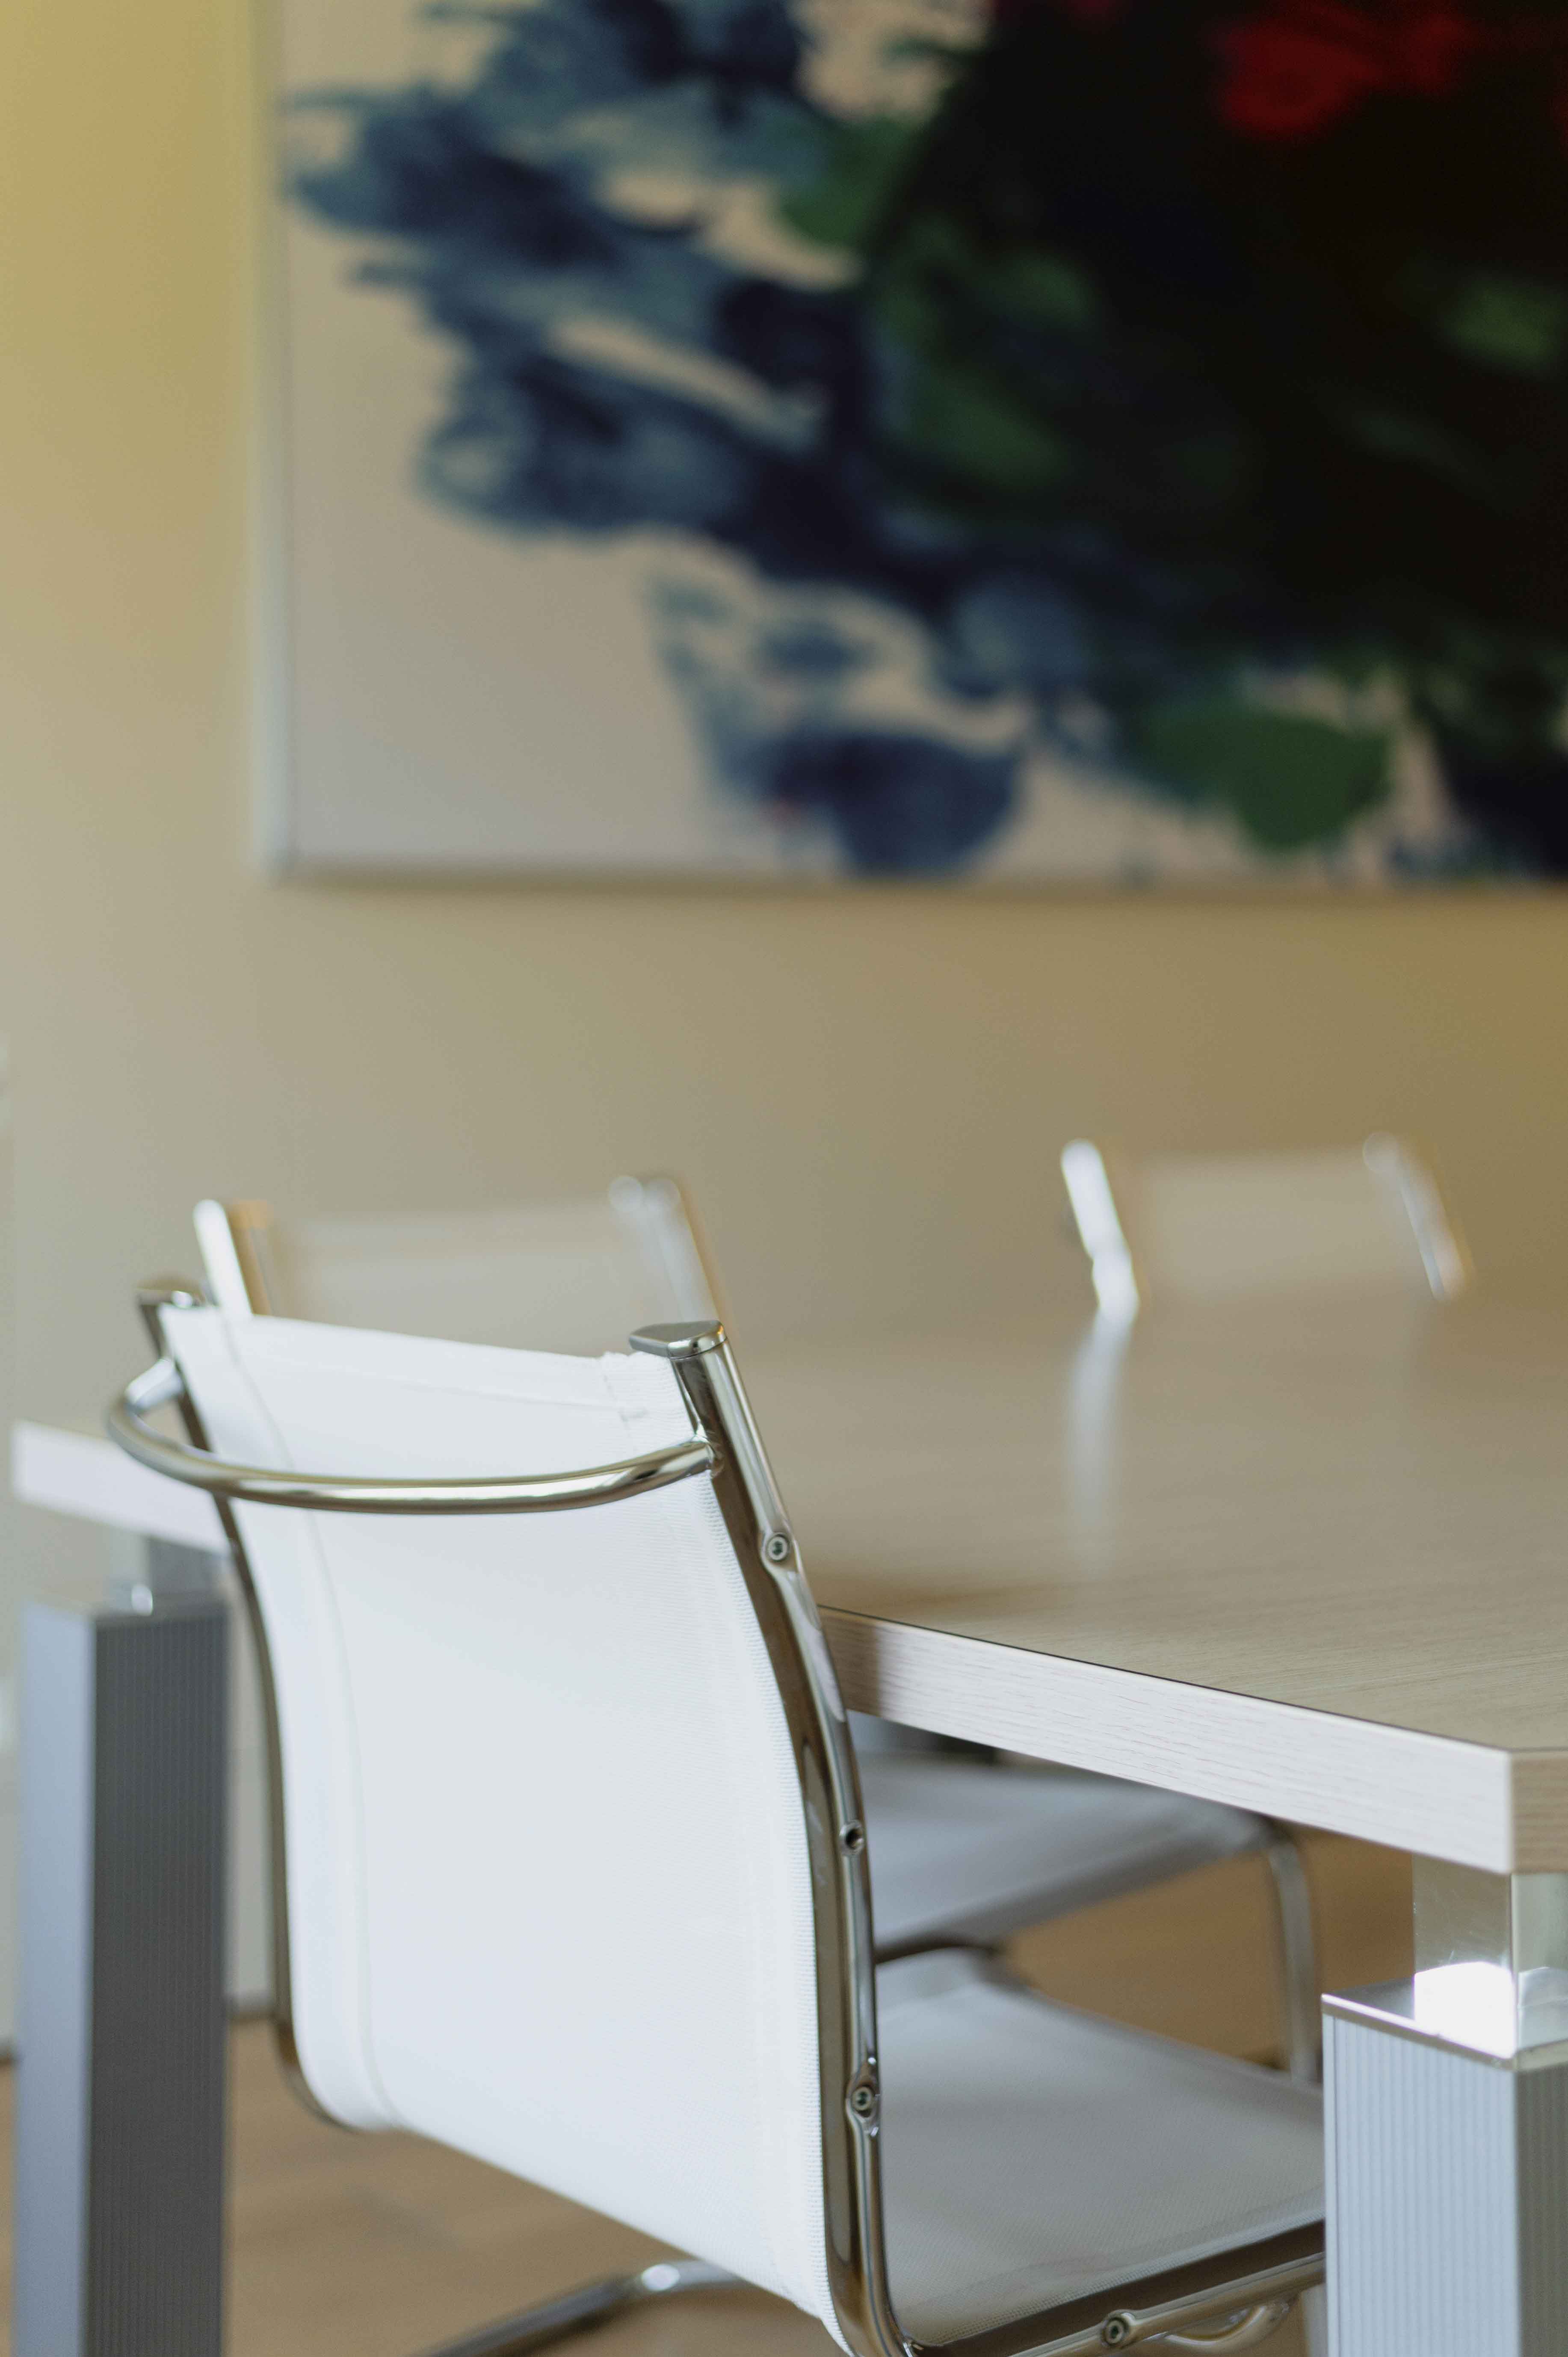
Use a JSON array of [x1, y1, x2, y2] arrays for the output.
[[107, 1355, 718, 1516]]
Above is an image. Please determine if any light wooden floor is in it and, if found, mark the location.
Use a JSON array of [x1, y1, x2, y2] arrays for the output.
[[0, 1836, 1410, 2357]]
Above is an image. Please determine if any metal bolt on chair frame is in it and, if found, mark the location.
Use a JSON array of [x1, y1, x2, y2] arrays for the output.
[[110, 1303, 1324, 2357]]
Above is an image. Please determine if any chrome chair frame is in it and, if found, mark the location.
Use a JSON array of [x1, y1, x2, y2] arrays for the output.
[[111, 1301, 1323, 2357], [195, 1192, 1320, 2077]]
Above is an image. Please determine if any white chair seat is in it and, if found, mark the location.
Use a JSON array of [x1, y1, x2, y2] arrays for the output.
[[878, 1950, 1322, 2343], [861, 1756, 1266, 1957]]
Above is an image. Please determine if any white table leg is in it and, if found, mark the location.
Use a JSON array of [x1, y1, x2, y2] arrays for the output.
[[1325, 1861, 1568, 2356]]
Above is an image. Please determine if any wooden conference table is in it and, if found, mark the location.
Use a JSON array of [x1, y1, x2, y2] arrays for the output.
[[755, 1294, 1568, 1877], [15, 1290, 1568, 2355]]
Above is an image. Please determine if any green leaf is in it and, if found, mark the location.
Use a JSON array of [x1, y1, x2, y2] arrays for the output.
[[1130, 698, 1392, 851], [1400, 261, 1568, 380], [778, 118, 922, 253], [875, 214, 1098, 332], [896, 357, 1071, 490], [865, 217, 1096, 501]]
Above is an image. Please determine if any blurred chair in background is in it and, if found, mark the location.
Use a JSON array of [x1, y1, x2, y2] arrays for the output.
[[193, 1187, 1320, 2069], [1061, 1136, 1471, 1321], [193, 1177, 717, 1353], [111, 1303, 1324, 2357]]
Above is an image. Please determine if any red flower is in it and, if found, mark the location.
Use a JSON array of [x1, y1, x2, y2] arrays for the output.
[[1216, 1, 1486, 142], [1217, 9, 1385, 135], [1388, 6, 1482, 92]]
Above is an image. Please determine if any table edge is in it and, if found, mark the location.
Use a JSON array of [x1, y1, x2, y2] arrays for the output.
[[822, 1606, 1562, 1874]]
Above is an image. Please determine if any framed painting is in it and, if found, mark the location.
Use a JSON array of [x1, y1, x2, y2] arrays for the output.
[[265, 0, 1568, 880]]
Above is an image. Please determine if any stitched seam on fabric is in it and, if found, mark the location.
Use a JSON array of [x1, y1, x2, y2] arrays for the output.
[[208, 1313, 401, 2129], [234, 1322, 669, 1415]]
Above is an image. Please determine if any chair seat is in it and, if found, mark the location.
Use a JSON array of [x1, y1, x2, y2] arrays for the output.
[[860, 1755, 1266, 1957], [877, 1950, 1323, 2343]]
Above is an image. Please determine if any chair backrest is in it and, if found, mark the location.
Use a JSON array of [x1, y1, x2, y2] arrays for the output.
[[157, 1304, 852, 2334], [192, 1176, 718, 1354], [0, 1043, 15, 1647], [1061, 1136, 1470, 1316]]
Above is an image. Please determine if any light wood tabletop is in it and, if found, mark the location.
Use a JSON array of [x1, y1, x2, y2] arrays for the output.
[[745, 1297, 1568, 1877]]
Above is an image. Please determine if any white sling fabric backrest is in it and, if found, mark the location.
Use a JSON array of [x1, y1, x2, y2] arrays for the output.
[[193, 1181, 717, 1356], [1063, 1138, 1469, 1312], [161, 1305, 834, 2332]]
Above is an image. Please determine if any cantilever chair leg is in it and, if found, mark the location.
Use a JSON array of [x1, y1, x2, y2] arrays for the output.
[[1143, 2296, 1296, 2351], [1263, 1828, 1320, 2086], [412, 2258, 740, 2357]]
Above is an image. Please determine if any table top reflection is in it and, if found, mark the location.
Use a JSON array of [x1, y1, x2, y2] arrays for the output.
[[746, 1297, 1568, 1875]]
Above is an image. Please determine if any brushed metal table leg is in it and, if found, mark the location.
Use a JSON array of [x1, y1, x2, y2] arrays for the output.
[[14, 1566, 229, 2357], [1325, 1862, 1568, 2357]]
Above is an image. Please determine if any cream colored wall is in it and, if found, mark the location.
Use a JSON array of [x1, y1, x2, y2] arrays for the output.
[[3, 0, 1568, 1457]]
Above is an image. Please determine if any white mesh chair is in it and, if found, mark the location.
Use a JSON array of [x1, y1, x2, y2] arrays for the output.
[[192, 1176, 719, 1352], [110, 1305, 1324, 2357], [1061, 1136, 1471, 1319], [191, 1193, 1320, 2061]]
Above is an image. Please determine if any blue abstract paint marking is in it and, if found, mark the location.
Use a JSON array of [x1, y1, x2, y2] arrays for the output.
[[289, 0, 1034, 870], [287, 0, 1568, 873]]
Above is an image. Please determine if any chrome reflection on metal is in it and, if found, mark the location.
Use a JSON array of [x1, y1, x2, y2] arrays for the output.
[[1361, 1134, 1471, 1302], [1328, 1860, 1568, 2066], [118, 1296, 1319, 2357], [1325, 1973, 1568, 2075], [1064, 1310, 1133, 1559], [1060, 1142, 1140, 1322], [130, 1283, 322, 2116], [1414, 1859, 1568, 1983], [1264, 1828, 1322, 2086], [1103, 2294, 1298, 2351], [192, 1199, 277, 1315], [108, 1354, 716, 1515], [608, 1173, 722, 1324], [631, 1318, 902, 2357], [410, 2256, 737, 2357], [1416, 1860, 1568, 2063]]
